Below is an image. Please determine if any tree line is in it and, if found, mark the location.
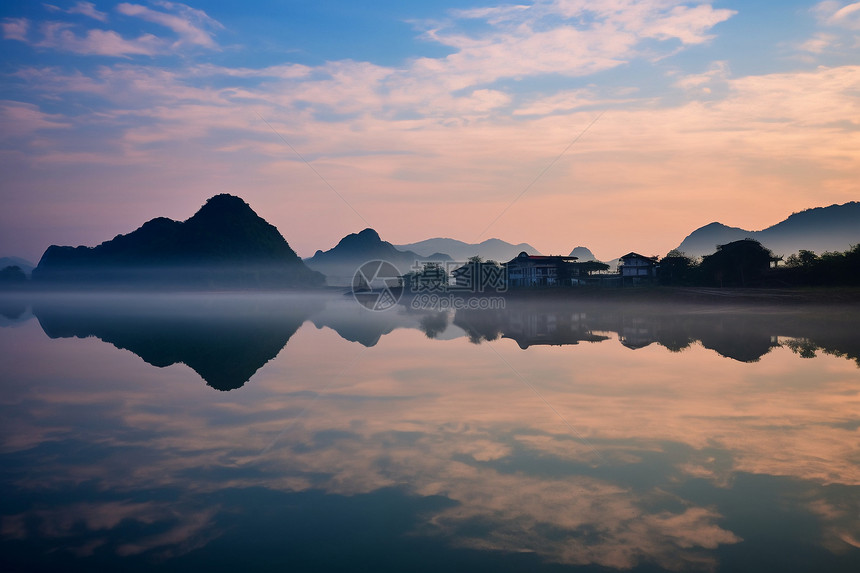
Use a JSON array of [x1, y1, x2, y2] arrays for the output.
[[658, 239, 860, 287]]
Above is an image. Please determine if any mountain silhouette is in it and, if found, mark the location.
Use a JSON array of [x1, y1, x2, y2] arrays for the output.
[[32, 194, 324, 288], [305, 228, 451, 286], [395, 237, 541, 263], [675, 202, 860, 258], [568, 246, 596, 261], [32, 295, 321, 390]]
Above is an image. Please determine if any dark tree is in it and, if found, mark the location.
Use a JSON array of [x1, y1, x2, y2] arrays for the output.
[[418, 312, 449, 339], [699, 239, 775, 287], [658, 250, 696, 285], [785, 249, 819, 268], [571, 260, 610, 277], [778, 245, 860, 286], [0, 265, 27, 286]]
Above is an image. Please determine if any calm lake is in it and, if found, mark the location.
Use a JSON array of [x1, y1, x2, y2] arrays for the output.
[[1, 292, 859, 572]]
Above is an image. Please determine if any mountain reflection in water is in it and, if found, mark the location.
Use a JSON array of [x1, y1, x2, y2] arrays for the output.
[[30, 294, 322, 390], [1, 292, 859, 573], [14, 294, 860, 390]]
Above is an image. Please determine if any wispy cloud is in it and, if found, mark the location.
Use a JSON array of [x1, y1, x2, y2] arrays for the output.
[[672, 59, 729, 93], [0, 100, 71, 138], [8, 2, 222, 57], [800, 32, 840, 53], [512, 89, 611, 116], [1, 18, 30, 42], [36, 21, 164, 56], [44, 2, 109, 22], [416, 0, 735, 90], [117, 2, 223, 48], [815, 1, 860, 29], [68, 1, 109, 22], [799, 2, 860, 58]]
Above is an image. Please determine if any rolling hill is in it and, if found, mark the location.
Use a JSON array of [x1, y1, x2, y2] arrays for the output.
[[305, 228, 452, 286], [395, 237, 541, 263], [675, 202, 860, 258]]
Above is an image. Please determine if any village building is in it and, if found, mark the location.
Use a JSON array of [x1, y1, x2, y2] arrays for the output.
[[503, 252, 579, 287], [448, 251, 660, 291], [617, 252, 658, 284]]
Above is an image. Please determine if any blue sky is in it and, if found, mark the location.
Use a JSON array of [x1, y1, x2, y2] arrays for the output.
[[1, 1, 859, 262]]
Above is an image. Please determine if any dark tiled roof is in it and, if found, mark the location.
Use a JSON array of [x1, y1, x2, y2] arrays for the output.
[[619, 252, 657, 262], [505, 253, 578, 265]]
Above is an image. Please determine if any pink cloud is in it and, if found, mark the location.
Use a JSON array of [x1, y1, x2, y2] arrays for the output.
[[0, 100, 71, 138], [8, 2, 220, 57], [36, 22, 165, 56], [68, 1, 109, 22], [1, 17, 30, 42], [3, 2, 856, 262], [10, 58, 860, 258], [801, 2, 860, 56], [412, 1, 735, 93], [641, 3, 736, 44], [817, 1, 860, 29]]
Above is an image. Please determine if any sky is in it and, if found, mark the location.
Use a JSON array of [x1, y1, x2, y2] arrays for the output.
[[1, 0, 859, 263]]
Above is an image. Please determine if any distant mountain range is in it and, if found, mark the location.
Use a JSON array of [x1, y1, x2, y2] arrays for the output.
[[395, 237, 541, 263], [305, 228, 452, 286], [8, 199, 858, 289], [32, 194, 324, 288], [391, 202, 859, 267], [675, 202, 860, 259]]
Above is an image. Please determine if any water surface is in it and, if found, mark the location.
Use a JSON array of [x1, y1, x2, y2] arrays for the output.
[[1, 293, 858, 572]]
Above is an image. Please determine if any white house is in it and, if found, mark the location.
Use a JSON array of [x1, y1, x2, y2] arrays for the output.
[[617, 252, 658, 282], [503, 252, 579, 287]]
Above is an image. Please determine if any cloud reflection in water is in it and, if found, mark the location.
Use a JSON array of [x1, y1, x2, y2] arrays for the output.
[[1, 293, 859, 571]]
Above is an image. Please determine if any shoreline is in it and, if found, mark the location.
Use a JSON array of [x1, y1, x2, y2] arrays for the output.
[[402, 285, 860, 307], [3, 285, 860, 307]]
